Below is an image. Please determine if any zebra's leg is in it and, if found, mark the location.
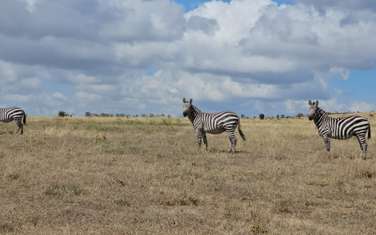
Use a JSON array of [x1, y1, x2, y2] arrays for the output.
[[14, 119, 20, 134], [226, 129, 236, 153], [202, 132, 208, 151], [232, 137, 237, 153], [323, 136, 330, 152], [196, 129, 203, 149], [356, 134, 367, 159], [15, 119, 23, 135], [19, 119, 24, 135]]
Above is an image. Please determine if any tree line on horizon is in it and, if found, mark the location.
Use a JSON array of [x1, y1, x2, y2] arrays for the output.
[[57, 111, 374, 119]]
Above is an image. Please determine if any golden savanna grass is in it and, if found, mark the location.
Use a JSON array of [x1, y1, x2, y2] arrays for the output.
[[0, 115, 376, 234]]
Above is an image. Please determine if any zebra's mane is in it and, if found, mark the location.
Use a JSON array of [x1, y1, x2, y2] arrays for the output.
[[317, 107, 346, 119], [316, 107, 327, 116], [191, 105, 202, 113], [314, 107, 332, 125], [185, 104, 202, 124]]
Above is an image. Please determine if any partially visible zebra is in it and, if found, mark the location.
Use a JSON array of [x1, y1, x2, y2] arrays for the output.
[[308, 100, 371, 159], [0, 107, 27, 134], [182, 98, 246, 153]]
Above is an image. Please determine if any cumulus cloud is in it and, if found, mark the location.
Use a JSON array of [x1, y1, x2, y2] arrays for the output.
[[297, 0, 376, 11], [349, 102, 376, 112], [0, 0, 375, 115]]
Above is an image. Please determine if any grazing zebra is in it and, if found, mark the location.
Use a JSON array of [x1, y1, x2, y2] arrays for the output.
[[308, 100, 371, 159], [182, 98, 246, 153], [0, 107, 27, 135]]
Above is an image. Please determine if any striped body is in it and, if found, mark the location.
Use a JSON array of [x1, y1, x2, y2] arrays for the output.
[[193, 110, 240, 135], [0, 107, 27, 134], [314, 109, 370, 140], [308, 101, 371, 159], [183, 99, 245, 153]]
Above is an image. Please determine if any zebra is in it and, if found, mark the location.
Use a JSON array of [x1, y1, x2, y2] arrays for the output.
[[308, 100, 371, 159], [182, 98, 246, 153], [0, 107, 27, 135]]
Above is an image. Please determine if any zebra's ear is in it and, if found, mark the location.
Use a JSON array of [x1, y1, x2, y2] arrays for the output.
[[308, 100, 312, 105], [183, 97, 186, 103], [189, 99, 192, 104], [315, 100, 319, 106]]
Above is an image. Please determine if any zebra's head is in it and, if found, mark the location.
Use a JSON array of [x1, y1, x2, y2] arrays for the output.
[[308, 100, 319, 120], [182, 98, 193, 117]]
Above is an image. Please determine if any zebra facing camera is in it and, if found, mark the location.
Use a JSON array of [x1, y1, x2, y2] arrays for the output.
[[307, 100, 320, 120], [182, 98, 193, 117], [308, 100, 319, 107], [183, 98, 192, 104]]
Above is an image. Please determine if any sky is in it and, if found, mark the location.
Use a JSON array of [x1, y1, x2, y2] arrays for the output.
[[0, 0, 375, 116]]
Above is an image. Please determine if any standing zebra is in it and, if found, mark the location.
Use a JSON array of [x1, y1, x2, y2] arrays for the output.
[[182, 98, 246, 153], [308, 100, 371, 159], [0, 107, 27, 135]]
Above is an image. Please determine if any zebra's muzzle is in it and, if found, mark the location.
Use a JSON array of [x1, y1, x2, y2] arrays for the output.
[[183, 111, 188, 117]]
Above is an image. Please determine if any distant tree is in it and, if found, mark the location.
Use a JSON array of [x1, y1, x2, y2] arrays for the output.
[[259, 113, 265, 120], [296, 113, 304, 118], [100, 113, 113, 117], [280, 114, 285, 119], [85, 112, 91, 117], [241, 114, 246, 119], [58, 111, 67, 117]]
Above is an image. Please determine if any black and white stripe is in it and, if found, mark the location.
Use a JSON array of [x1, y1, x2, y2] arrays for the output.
[[308, 100, 371, 159], [182, 98, 246, 153], [0, 107, 27, 134]]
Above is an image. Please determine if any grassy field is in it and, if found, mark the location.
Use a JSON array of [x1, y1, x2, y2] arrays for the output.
[[0, 115, 375, 234]]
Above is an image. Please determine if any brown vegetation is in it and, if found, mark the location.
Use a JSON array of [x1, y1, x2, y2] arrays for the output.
[[0, 116, 375, 234]]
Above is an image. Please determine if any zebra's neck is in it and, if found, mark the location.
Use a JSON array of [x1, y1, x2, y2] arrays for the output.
[[187, 105, 201, 124], [314, 107, 330, 128]]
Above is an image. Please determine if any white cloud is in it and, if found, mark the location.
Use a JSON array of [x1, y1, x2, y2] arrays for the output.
[[285, 99, 307, 114], [349, 102, 376, 112], [297, 0, 376, 11], [0, 0, 375, 115]]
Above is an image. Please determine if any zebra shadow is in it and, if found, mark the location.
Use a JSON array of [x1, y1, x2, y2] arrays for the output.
[[326, 153, 362, 160], [206, 148, 250, 154]]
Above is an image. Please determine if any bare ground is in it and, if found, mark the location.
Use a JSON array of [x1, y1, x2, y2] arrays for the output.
[[0, 116, 375, 234]]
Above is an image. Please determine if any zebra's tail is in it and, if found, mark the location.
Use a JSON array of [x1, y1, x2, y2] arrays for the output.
[[23, 112, 27, 125], [368, 125, 371, 139], [238, 122, 246, 141]]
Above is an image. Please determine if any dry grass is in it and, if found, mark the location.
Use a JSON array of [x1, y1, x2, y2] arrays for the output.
[[0, 115, 375, 234]]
